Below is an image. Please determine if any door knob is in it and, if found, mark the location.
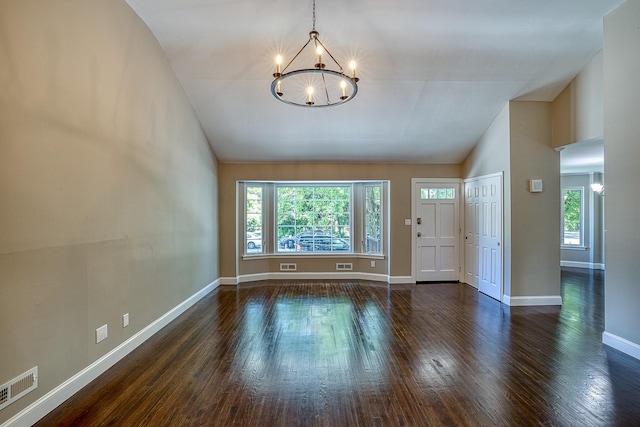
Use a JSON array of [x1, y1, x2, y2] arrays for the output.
[[417, 232, 422, 237]]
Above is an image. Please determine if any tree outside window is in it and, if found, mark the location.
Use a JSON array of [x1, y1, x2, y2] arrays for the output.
[[562, 188, 583, 246]]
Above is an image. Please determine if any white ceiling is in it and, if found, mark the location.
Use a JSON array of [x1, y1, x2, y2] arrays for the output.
[[126, 0, 623, 164], [560, 137, 604, 174]]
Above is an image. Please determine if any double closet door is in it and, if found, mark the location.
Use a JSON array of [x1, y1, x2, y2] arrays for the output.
[[464, 174, 503, 301]]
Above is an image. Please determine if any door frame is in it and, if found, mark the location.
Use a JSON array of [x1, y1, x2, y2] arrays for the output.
[[411, 178, 464, 283]]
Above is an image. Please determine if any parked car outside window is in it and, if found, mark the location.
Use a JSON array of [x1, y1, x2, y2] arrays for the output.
[[296, 236, 350, 252], [246, 232, 262, 250]]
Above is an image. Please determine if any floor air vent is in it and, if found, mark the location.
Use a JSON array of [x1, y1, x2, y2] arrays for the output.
[[0, 367, 38, 411], [336, 263, 353, 271], [280, 263, 297, 271]]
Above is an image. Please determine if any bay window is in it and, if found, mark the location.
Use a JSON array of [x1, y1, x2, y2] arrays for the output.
[[242, 181, 386, 256]]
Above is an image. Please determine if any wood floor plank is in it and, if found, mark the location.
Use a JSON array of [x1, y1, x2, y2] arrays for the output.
[[36, 270, 640, 426]]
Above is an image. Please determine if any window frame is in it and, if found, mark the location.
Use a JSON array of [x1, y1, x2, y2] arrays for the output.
[[240, 180, 386, 258], [244, 183, 265, 255], [561, 186, 585, 248]]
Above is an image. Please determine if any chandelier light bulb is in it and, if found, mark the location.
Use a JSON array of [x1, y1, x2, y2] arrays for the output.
[[349, 60, 359, 82], [274, 55, 283, 77], [306, 86, 314, 105], [315, 45, 325, 69], [340, 80, 348, 100]]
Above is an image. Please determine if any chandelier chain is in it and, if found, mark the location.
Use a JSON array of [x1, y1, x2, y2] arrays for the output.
[[312, 0, 316, 31]]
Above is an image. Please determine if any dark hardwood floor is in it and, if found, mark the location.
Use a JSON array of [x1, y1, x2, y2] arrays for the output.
[[36, 268, 640, 426]]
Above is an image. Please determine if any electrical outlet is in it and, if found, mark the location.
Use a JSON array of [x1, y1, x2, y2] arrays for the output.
[[370, 260, 376, 268], [96, 325, 108, 343], [123, 313, 129, 328]]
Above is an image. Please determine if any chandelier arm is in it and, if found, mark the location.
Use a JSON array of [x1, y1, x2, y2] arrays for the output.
[[281, 36, 314, 74], [321, 72, 331, 105], [315, 38, 344, 73], [271, 69, 357, 108]]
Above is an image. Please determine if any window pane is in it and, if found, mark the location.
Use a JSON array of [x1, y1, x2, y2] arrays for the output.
[[246, 186, 263, 254], [421, 187, 455, 200], [365, 185, 382, 253], [563, 189, 582, 246], [276, 185, 352, 253], [446, 188, 455, 199]]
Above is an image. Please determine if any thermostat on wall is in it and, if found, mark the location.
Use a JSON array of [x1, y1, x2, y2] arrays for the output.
[[529, 179, 543, 193]]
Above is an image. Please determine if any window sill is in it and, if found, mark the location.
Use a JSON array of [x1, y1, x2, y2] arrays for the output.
[[561, 246, 588, 251], [242, 253, 386, 261]]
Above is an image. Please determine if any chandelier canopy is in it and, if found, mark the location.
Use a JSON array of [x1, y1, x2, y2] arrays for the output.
[[271, 0, 359, 107]]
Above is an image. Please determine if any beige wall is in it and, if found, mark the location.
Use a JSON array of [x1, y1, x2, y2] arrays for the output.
[[463, 104, 512, 295], [0, 0, 218, 422], [603, 0, 640, 348], [552, 51, 604, 148], [219, 163, 461, 280], [509, 101, 561, 298], [463, 101, 561, 300]]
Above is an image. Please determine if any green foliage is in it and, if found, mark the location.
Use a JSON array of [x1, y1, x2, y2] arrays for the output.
[[276, 186, 351, 238], [563, 190, 581, 232], [246, 186, 262, 233]]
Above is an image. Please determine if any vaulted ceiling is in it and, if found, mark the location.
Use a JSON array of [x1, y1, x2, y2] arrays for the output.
[[126, 0, 623, 164]]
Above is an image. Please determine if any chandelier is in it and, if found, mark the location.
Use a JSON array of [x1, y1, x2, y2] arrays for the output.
[[271, 0, 359, 107]]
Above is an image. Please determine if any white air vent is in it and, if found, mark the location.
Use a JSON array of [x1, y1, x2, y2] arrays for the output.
[[280, 263, 297, 271], [0, 367, 38, 411], [336, 263, 353, 271]]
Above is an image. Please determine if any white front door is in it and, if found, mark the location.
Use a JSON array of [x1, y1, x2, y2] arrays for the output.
[[415, 183, 460, 282]]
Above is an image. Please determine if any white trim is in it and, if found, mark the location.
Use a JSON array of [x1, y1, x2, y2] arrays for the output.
[[603, 332, 640, 361], [223, 272, 415, 285], [560, 261, 605, 270], [1, 279, 220, 427], [237, 272, 391, 284], [219, 277, 239, 286], [463, 171, 504, 183], [389, 276, 414, 285], [243, 253, 386, 261], [238, 273, 271, 283], [503, 295, 562, 306]]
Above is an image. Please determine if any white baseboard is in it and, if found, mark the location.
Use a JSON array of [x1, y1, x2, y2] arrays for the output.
[[219, 277, 239, 286], [389, 276, 413, 284], [238, 273, 270, 283], [503, 295, 563, 306], [1, 279, 220, 427], [560, 260, 605, 270], [603, 331, 640, 361], [236, 272, 391, 283], [228, 274, 429, 285]]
